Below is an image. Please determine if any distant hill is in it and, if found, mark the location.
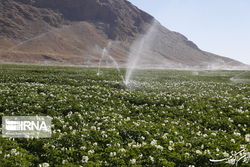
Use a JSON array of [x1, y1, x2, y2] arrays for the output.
[[0, 0, 247, 69]]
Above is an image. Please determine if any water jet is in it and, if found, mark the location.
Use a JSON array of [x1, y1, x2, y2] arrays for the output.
[[125, 20, 158, 86]]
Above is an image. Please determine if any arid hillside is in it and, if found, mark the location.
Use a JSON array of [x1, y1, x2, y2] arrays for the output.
[[0, 0, 246, 68]]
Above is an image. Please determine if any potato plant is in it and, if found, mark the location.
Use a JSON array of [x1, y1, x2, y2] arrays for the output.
[[0, 64, 249, 166]]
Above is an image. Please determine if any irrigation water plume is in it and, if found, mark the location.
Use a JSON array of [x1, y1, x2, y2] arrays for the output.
[[230, 71, 250, 83], [97, 42, 112, 76], [7, 26, 68, 51], [125, 20, 158, 86], [97, 42, 125, 83], [7, 24, 95, 63]]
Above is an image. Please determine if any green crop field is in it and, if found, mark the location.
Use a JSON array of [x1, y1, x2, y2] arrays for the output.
[[0, 64, 249, 167]]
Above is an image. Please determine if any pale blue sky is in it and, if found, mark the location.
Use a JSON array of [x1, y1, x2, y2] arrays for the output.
[[128, 0, 250, 65]]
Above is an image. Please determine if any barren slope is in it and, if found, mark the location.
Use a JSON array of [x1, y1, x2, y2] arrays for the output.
[[0, 0, 246, 68]]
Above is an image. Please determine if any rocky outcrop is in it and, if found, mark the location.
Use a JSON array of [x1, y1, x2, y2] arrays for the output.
[[33, 0, 153, 40], [0, 0, 62, 39]]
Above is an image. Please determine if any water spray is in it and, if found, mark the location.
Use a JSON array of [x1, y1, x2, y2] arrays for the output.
[[125, 19, 158, 86], [97, 42, 125, 83]]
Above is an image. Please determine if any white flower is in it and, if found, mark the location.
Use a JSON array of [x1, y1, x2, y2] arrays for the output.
[[4, 154, 10, 158], [62, 160, 67, 165], [204, 149, 211, 155], [110, 152, 116, 157], [88, 150, 95, 154], [186, 143, 192, 148], [223, 152, 230, 157], [10, 149, 19, 156], [155, 145, 164, 151], [40, 92, 46, 96], [168, 146, 173, 151], [230, 139, 235, 143], [228, 118, 234, 123], [150, 140, 157, 146], [80, 146, 86, 150], [233, 132, 241, 136], [132, 143, 142, 148], [226, 158, 236, 165], [162, 133, 168, 139], [149, 156, 154, 162], [240, 145, 246, 149], [10, 149, 17, 154], [130, 159, 136, 164], [211, 133, 217, 136], [196, 150, 202, 155], [39, 163, 50, 167], [125, 117, 131, 121], [245, 134, 250, 142], [81, 156, 89, 163], [118, 148, 126, 153]]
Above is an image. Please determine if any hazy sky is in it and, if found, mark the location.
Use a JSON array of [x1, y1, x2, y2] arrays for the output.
[[128, 0, 250, 65]]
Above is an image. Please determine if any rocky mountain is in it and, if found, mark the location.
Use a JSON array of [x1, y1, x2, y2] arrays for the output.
[[0, 0, 246, 68]]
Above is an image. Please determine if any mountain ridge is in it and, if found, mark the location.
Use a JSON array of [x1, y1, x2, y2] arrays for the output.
[[0, 0, 247, 69]]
